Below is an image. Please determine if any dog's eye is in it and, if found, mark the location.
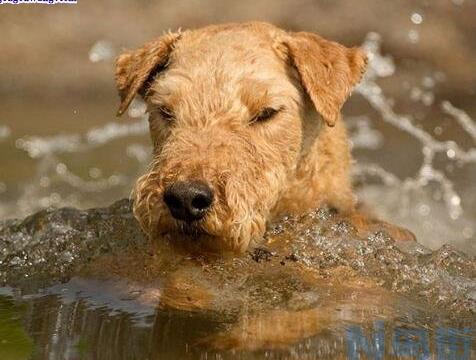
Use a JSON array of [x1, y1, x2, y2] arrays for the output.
[[252, 107, 280, 124], [156, 106, 174, 122]]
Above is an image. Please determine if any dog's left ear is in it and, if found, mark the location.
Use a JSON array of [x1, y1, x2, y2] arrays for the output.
[[115, 32, 181, 116], [283, 32, 367, 127]]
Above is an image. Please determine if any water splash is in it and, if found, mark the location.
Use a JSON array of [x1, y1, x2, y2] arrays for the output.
[[0, 112, 149, 218], [15, 118, 148, 159], [347, 116, 383, 150], [15, 135, 82, 158], [441, 101, 476, 141], [86, 117, 148, 145], [352, 32, 476, 251]]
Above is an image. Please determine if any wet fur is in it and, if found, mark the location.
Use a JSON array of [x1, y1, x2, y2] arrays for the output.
[[115, 22, 368, 252]]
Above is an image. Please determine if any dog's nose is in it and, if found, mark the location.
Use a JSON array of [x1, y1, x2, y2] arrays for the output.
[[163, 181, 214, 222]]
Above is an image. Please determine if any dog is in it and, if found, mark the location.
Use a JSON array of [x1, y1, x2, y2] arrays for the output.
[[115, 22, 370, 253]]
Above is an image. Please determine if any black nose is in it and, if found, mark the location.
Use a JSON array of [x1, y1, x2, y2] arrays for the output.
[[163, 181, 214, 222]]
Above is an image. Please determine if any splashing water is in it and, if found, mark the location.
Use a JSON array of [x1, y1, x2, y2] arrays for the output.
[[0, 34, 474, 253], [354, 33, 476, 253], [0, 95, 150, 218]]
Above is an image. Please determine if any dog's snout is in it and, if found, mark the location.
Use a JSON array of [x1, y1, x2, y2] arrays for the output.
[[163, 181, 214, 222]]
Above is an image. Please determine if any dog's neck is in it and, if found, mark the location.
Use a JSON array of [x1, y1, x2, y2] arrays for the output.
[[271, 108, 354, 219]]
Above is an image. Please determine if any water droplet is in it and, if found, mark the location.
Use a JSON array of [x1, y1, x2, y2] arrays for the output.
[[410, 13, 423, 25], [421, 92, 434, 106], [56, 163, 67, 175], [450, 210, 461, 220], [408, 30, 420, 44], [433, 126, 443, 135], [446, 149, 456, 159], [89, 40, 115, 63], [108, 175, 121, 186], [422, 76, 435, 88], [450, 195, 461, 206]]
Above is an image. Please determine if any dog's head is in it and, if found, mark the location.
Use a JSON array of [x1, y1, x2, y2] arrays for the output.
[[116, 22, 367, 253]]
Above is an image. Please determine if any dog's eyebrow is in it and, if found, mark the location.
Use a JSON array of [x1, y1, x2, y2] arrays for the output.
[[240, 79, 274, 114]]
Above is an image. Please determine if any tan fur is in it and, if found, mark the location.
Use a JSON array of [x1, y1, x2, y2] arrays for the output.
[[115, 22, 368, 253]]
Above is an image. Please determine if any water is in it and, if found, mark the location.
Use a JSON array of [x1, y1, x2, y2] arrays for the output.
[[1, 1, 475, 358], [352, 33, 476, 254], [0, 282, 473, 359], [1, 199, 475, 359]]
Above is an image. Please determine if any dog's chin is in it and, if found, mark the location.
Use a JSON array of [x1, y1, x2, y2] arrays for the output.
[[173, 221, 203, 238], [152, 221, 226, 254]]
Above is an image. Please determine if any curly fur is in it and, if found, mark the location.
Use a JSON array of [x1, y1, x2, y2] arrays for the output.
[[115, 22, 367, 253]]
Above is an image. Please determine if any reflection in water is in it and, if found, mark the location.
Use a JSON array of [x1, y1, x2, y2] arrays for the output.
[[0, 279, 473, 359], [0, 294, 34, 360]]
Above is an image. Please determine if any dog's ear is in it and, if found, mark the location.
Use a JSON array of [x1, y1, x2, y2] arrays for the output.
[[283, 32, 367, 127], [115, 32, 181, 116]]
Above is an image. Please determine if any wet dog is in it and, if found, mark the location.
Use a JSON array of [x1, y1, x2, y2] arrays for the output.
[[115, 22, 369, 252]]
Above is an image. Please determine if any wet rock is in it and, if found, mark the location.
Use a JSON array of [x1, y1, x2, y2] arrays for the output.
[[249, 247, 276, 263], [0, 199, 145, 290]]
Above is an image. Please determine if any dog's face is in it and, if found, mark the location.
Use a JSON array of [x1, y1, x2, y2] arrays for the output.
[[115, 23, 366, 253]]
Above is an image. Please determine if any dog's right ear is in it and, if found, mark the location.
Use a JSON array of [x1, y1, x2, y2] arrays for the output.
[[115, 32, 181, 117]]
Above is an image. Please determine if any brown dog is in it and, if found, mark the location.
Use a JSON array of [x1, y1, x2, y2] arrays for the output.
[[115, 22, 368, 252]]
